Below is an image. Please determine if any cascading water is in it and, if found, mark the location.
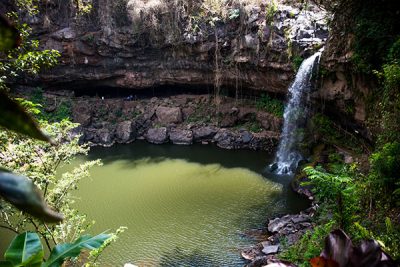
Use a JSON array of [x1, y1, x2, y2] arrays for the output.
[[272, 52, 321, 174]]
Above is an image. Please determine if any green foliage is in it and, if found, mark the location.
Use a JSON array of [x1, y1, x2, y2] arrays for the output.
[[352, 0, 400, 73], [265, 0, 277, 25], [235, 116, 263, 133], [0, 116, 102, 245], [369, 142, 400, 205], [388, 37, 400, 62], [25, 88, 72, 122], [311, 113, 362, 153], [248, 121, 262, 133], [115, 108, 123, 118], [0, 231, 110, 267], [280, 222, 335, 267], [4, 232, 43, 267], [44, 232, 110, 267], [84, 226, 127, 267], [379, 217, 400, 259], [303, 166, 361, 231], [29, 87, 44, 105], [256, 94, 284, 117], [292, 55, 304, 71], [380, 62, 400, 91], [0, 3, 113, 266], [0, 13, 60, 91], [299, 157, 400, 260]]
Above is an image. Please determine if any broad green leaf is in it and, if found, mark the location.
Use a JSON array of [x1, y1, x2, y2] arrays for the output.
[[5, 232, 43, 267], [0, 169, 64, 222], [0, 261, 13, 267], [0, 90, 51, 143], [44, 233, 111, 267]]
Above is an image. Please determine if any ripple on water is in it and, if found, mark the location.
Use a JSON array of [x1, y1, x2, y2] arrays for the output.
[[67, 144, 297, 266]]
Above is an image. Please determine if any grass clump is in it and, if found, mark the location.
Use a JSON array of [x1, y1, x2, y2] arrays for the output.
[[256, 94, 284, 117]]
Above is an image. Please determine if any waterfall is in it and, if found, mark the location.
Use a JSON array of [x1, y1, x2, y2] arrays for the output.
[[272, 52, 321, 174]]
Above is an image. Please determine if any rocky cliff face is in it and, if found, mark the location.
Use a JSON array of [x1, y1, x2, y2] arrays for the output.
[[16, 0, 327, 95], [312, 0, 376, 141]]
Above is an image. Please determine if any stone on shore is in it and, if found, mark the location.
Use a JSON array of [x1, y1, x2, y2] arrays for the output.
[[169, 128, 193, 145], [115, 121, 136, 143], [145, 127, 168, 144], [192, 126, 218, 141], [156, 106, 183, 124], [262, 244, 280, 255]]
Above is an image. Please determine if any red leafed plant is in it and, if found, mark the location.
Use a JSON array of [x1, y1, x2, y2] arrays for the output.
[[310, 229, 397, 267]]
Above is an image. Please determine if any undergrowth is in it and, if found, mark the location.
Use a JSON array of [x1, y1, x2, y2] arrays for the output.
[[28, 87, 72, 122], [255, 94, 284, 117]]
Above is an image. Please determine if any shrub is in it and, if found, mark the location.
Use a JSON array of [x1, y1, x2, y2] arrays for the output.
[[256, 94, 284, 117], [303, 166, 361, 232], [292, 55, 304, 71], [280, 222, 335, 267]]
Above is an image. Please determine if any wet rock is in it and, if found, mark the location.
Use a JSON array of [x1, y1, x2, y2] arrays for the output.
[[241, 245, 264, 261], [133, 115, 152, 137], [268, 214, 311, 234], [115, 121, 136, 143], [169, 129, 193, 145], [156, 106, 183, 124], [268, 215, 293, 233], [97, 128, 113, 145], [262, 245, 280, 255], [240, 131, 253, 144], [145, 127, 168, 144], [193, 126, 218, 141], [291, 214, 310, 224], [213, 129, 236, 149]]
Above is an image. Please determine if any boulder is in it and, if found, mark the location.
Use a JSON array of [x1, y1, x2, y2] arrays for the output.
[[145, 127, 168, 144], [268, 215, 293, 233], [256, 112, 282, 132], [72, 101, 92, 127], [97, 128, 113, 145], [240, 131, 253, 143], [241, 245, 264, 261], [115, 121, 135, 143], [262, 245, 280, 255], [169, 129, 193, 145], [213, 129, 236, 149], [156, 106, 183, 124], [193, 126, 218, 141], [268, 214, 311, 234]]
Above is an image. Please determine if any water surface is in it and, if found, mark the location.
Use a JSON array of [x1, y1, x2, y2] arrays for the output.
[[71, 142, 307, 266]]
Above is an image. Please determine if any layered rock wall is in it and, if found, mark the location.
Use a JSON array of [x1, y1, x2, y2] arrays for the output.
[[12, 0, 327, 94]]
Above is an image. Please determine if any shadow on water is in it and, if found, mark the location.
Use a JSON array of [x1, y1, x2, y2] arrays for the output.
[[86, 141, 272, 177], [83, 141, 310, 215], [159, 247, 220, 267], [61, 141, 312, 266]]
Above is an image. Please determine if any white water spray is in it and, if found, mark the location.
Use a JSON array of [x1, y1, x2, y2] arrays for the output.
[[272, 52, 321, 174]]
